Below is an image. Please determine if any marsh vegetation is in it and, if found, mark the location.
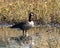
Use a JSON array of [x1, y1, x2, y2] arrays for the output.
[[0, 0, 60, 48]]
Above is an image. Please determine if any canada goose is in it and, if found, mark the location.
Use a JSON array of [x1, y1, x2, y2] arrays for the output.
[[10, 12, 35, 36]]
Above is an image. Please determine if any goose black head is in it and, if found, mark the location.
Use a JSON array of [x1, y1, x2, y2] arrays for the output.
[[29, 12, 35, 22], [29, 12, 34, 16]]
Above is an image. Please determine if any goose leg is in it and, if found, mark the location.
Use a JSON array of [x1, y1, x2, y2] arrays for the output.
[[23, 30, 25, 36], [25, 30, 26, 36], [25, 30, 28, 37]]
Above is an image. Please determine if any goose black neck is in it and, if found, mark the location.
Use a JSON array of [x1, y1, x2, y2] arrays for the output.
[[29, 15, 32, 22]]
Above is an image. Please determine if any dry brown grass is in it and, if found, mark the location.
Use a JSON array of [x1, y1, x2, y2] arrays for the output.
[[0, 0, 60, 23]]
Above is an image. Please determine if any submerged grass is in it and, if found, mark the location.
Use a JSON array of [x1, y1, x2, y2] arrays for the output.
[[0, 27, 60, 48]]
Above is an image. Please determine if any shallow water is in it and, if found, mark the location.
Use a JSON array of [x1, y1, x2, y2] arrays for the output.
[[0, 34, 60, 48], [0, 23, 60, 48]]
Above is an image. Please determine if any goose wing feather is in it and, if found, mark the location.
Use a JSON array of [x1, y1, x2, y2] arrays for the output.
[[11, 21, 31, 30]]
